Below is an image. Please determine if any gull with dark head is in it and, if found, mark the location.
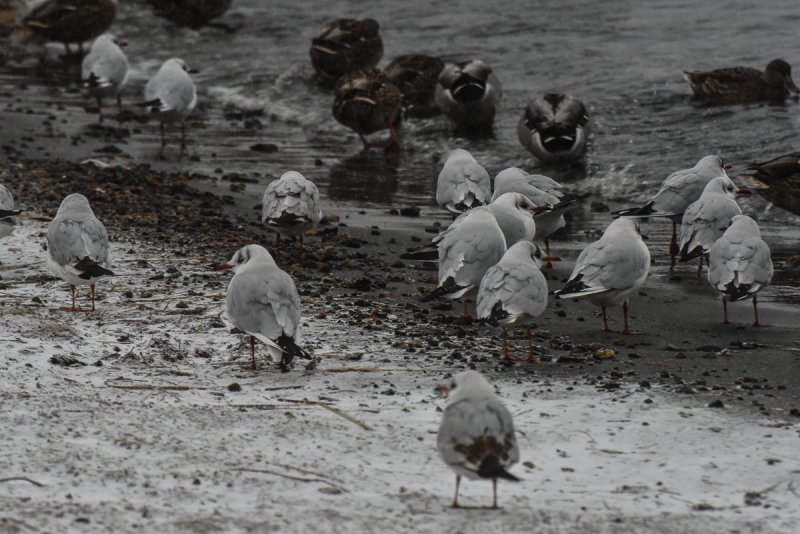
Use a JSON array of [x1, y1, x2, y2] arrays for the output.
[[437, 371, 519, 509], [262, 171, 322, 248], [82, 34, 128, 122], [707, 215, 773, 326], [435, 59, 502, 135], [143, 57, 197, 151], [555, 218, 650, 334], [46, 193, 114, 312], [219, 245, 311, 371]]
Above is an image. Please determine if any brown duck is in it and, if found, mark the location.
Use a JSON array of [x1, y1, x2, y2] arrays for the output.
[[310, 18, 383, 81], [683, 59, 800, 104], [739, 152, 800, 216], [23, 0, 116, 54], [332, 67, 401, 150], [384, 54, 444, 111], [137, 0, 232, 29]]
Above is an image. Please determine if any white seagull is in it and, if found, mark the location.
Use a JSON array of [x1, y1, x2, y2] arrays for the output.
[[262, 171, 323, 248], [435, 59, 502, 134], [477, 241, 550, 361], [678, 175, 747, 271], [555, 218, 650, 334], [517, 93, 589, 162], [437, 371, 520, 509], [82, 34, 129, 122], [707, 215, 773, 326], [436, 148, 491, 213], [143, 57, 197, 150], [420, 207, 506, 315], [612, 155, 729, 262], [0, 184, 22, 239], [46, 193, 114, 312], [219, 244, 311, 371]]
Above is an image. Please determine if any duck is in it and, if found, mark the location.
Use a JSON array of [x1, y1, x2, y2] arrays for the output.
[[738, 152, 800, 216], [383, 54, 444, 114], [81, 34, 128, 121], [23, 0, 116, 56], [137, 0, 232, 29], [517, 93, 588, 162], [682, 59, 800, 104], [332, 67, 402, 150], [435, 59, 502, 134], [309, 18, 383, 81]]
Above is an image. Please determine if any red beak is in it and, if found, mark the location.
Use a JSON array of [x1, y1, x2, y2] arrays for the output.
[[735, 187, 751, 196], [724, 164, 733, 171], [187, 68, 200, 75], [434, 384, 449, 397], [217, 263, 233, 270]]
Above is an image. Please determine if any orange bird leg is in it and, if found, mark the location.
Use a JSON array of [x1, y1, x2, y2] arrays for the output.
[[752, 294, 761, 327], [250, 336, 257, 370]]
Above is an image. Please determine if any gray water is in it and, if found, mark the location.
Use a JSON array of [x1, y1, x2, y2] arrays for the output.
[[5, 0, 800, 301]]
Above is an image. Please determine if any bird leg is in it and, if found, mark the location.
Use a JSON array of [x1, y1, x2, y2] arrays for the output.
[[669, 221, 678, 272], [450, 475, 461, 508], [116, 94, 124, 123], [601, 306, 611, 332], [492, 479, 498, 509], [90, 284, 96, 312], [250, 336, 257, 370], [61, 284, 79, 312], [622, 302, 633, 334], [160, 119, 166, 146], [384, 120, 401, 150], [722, 297, 729, 324], [752, 294, 762, 327], [697, 256, 703, 279], [96, 96, 104, 123], [462, 300, 469, 318], [526, 326, 539, 363], [500, 328, 511, 360], [543, 239, 554, 269], [274, 232, 281, 248], [180, 121, 187, 151], [359, 133, 376, 151]]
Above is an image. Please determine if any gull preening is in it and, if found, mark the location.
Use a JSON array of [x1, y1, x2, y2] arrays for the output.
[[309, 18, 383, 81], [143, 58, 197, 151], [517, 93, 589, 162], [678, 176, 746, 269], [555, 218, 650, 334], [612, 155, 729, 262], [435, 59, 502, 134], [261, 171, 323, 247], [683, 59, 800, 105], [82, 34, 129, 122], [477, 241, 550, 361], [436, 149, 491, 213], [437, 371, 519, 509], [46, 193, 114, 312], [707, 215, 773, 326], [220, 244, 311, 371]]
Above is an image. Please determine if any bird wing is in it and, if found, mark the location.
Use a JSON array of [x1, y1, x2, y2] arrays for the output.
[[708, 235, 773, 296], [438, 214, 506, 287], [226, 269, 302, 342], [437, 159, 491, 209], [679, 196, 741, 255], [568, 235, 649, 292], [145, 70, 195, 112], [47, 218, 109, 267], [651, 170, 709, 215], [477, 261, 547, 320]]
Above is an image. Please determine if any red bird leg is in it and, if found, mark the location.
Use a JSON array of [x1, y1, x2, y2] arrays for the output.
[[697, 256, 703, 278], [91, 284, 96, 312], [181, 121, 187, 150], [622, 302, 631, 334], [492, 479, 498, 509], [60, 284, 79, 312], [250, 336, 256, 370], [722, 297, 729, 324], [117, 94, 123, 115], [500, 328, 510, 360], [96, 96, 103, 122], [462, 301, 469, 317], [358, 133, 374, 151], [526, 326, 539, 363], [602, 306, 611, 332], [385, 120, 400, 149], [450, 474, 461, 508], [753, 294, 761, 327]]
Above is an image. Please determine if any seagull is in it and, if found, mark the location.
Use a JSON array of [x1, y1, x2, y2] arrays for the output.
[[46, 193, 114, 312], [309, 18, 383, 81], [678, 176, 747, 272], [612, 155, 729, 264], [383, 54, 444, 114], [738, 152, 800, 216], [332, 67, 402, 150], [492, 167, 573, 256], [555, 218, 650, 334], [707, 215, 773, 326], [477, 241, 550, 362], [436, 148, 491, 213], [82, 34, 129, 122], [435, 59, 502, 134], [219, 244, 311, 371], [0, 184, 22, 239], [137, 0, 233, 29], [23, 0, 116, 56], [420, 207, 506, 316], [143, 58, 197, 151], [683, 59, 800, 105], [517, 93, 589, 162], [261, 171, 323, 248], [436, 371, 519, 509]]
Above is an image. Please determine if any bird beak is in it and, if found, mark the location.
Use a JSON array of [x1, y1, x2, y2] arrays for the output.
[[217, 263, 233, 270], [434, 384, 449, 398], [723, 164, 733, 171], [187, 68, 200, 75], [531, 204, 551, 215], [735, 187, 751, 196], [786, 77, 800, 94], [116, 40, 129, 47]]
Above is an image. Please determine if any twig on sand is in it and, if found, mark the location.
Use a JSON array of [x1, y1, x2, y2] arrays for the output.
[[227, 467, 347, 492], [0, 476, 45, 487], [277, 397, 373, 431], [104, 379, 196, 391]]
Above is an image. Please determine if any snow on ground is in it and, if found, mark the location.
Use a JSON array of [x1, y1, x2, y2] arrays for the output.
[[1, 219, 799, 533]]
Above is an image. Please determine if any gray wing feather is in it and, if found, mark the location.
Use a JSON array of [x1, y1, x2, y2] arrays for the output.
[[47, 218, 109, 266]]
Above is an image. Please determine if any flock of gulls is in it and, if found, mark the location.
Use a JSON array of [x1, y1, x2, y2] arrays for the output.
[[2, 0, 800, 510]]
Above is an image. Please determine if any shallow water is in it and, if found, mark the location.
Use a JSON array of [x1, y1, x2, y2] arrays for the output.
[[3, 0, 800, 301]]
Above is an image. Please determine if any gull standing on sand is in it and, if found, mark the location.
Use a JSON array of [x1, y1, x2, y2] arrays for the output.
[[0, 184, 22, 239], [143, 58, 197, 151], [82, 34, 129, 122], [262, 171, 322, 247], [612, 155, 729, 263], [437, 371, 519, 509], [436, 148, 491, 213], [555, 218, 650, 334], [678, 176, 747, 270], [46, 193, 114, 312], [435, 59, 502, 134], [219, 245, 311, 371], [477, 241, 550, 362], [420, 207, 506, 315], [707, 215, 773, 326]]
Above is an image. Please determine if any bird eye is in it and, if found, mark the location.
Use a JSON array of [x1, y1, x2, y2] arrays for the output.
[[450, 381, 457, 389]]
